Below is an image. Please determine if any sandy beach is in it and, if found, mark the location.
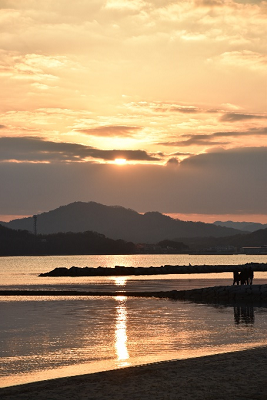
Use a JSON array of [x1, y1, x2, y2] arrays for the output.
[[1, 346, 267, 399]]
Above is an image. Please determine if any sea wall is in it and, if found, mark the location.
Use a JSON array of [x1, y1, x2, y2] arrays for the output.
[[39, 263, 267, 277]]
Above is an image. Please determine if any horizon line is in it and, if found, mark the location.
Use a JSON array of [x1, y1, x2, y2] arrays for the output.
[[1, 212, 267, 225]]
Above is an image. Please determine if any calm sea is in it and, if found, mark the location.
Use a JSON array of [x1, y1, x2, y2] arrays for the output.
[[1, 254, 267, 388]]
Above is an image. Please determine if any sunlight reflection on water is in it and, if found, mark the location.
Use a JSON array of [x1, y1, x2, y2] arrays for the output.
[[115, 296, 129, 367], [0, 296, 267, 388], [1, 254, 267, 388]]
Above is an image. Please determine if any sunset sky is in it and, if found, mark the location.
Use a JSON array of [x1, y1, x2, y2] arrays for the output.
[[0, 0, 266, 223]]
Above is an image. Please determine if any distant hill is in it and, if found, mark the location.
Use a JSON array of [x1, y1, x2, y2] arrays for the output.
[[1, 222, 266, 256], [0, 224, 135, 256], [2, 201, 243, 243], [231, 228, 267, 248], [182, 228, 267, 252], [214, 220, 267, 232], [0, 224, 36, 256]]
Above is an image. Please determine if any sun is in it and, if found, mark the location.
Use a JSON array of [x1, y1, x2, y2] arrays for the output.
[[114, 158, 127, 165]]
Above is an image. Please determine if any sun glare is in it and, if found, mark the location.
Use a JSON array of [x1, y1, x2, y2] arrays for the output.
[[114, 158, 127, 165]]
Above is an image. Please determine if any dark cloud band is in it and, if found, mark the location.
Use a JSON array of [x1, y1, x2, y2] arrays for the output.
[[220, 113, 267, 122], [0, 136, 160, 163], [158, 127, 267, 147]]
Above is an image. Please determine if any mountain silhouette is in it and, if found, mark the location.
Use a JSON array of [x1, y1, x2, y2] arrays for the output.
[[214, 220, 267, 232], [240, 228, 267, 246], [2, 201, 243, 243]]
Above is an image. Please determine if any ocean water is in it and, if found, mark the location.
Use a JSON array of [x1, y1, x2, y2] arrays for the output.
[[1, 254, 267, 388]]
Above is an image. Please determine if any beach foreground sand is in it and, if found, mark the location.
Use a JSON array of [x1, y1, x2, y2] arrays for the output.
[[1, 346, 267, 400]]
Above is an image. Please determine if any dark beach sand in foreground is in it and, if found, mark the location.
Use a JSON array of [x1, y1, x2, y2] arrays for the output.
[[1, 346, 267, 400]]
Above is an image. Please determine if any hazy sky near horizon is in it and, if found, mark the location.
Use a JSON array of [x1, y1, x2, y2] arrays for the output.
[[0, 0, 266, 222]]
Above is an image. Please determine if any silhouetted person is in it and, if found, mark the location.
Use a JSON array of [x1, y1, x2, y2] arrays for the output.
[[245, 267, 249, 285], [233, 270, 240, 285], [240, 268, 249, 285], [248, 266, 254, 285]]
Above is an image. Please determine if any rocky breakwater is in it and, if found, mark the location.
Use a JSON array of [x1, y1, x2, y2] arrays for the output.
[[2, 286, 267, 305], [39, 263, 267, 277], [160, 284, 267, 305]]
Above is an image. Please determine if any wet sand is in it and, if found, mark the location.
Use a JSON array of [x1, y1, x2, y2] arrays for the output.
[[1, 346, 267, 399]]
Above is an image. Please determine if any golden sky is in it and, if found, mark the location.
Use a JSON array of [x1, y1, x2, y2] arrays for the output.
[[0, 0, 266, 222]]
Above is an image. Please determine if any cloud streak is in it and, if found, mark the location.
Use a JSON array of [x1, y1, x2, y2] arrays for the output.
[[220, 113, 267, 122], [216, 51, 267, 72], [159, 127, 267, 147], [125, 101, 201, 115], [78, 125, 141, 137], [0, 136, 160, 163], [0, 52, 69, 82]]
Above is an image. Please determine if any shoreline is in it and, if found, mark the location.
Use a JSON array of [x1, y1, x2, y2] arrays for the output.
[[2, 284, 267, 305], [1, 346, 267, 399]]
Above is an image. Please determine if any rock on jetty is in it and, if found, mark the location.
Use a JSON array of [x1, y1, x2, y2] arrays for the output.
[[39, 263, 267, 277]]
